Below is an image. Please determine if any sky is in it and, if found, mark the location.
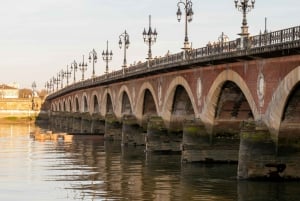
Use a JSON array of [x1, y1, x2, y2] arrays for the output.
[[0, 0, 299, 90]]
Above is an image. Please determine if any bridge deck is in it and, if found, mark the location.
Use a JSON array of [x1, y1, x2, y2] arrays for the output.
[[47, 25, 300, 100]]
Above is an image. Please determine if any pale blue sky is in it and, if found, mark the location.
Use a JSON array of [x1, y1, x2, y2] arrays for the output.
[[0, 0, 299, 89]]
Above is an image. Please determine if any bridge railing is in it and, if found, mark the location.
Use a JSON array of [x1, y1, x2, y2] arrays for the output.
[[47, 25, 300, 99]]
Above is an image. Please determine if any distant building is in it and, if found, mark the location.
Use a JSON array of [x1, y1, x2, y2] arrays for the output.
[[0, 84, 19, 99]]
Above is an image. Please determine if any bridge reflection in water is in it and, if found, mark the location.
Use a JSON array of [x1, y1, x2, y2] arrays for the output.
[[1, 123, 300, 201]]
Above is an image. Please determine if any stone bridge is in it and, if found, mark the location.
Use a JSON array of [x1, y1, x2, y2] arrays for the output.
[[45, 26, 300, 180]]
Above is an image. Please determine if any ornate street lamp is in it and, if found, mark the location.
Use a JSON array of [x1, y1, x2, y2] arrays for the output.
[[70, 60, 78, 83], [54, 73, 61, 91], [234, 0, 255, 37], [176, 0, 193, 50], [119, 30, 130, 73], [218, 32, 229, 51], [49, 79, 54, 92], [64, 65, 71, 86], [79, 55, 88, 81], [143, 15, 157, 66], [102, 40, 113, 74], [31, 81, 36, 110], [88, 49, 97, 78], [60, 69, 65, 89]]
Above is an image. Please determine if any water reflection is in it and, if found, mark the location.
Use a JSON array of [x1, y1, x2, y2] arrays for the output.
[[0, 124, 299, 201]]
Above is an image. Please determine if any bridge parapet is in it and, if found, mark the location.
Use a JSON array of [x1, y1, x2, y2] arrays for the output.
[[47, 25, 300, 100]]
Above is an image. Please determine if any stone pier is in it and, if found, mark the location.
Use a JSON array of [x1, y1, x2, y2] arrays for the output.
[[146, 116, 181, 152], [104, 114, 122, 140], [238, 121, 277, 180], [122, 115, 145, 146]]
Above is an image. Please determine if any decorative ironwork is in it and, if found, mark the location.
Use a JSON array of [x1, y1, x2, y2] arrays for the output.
[[177, 0, 193, 50], [102, 40, 113, 74], [89, 49, 97, 78], [143, 15, 158, 64], [64, 65, 72, 86], [234, 0, 255, 37], [47, 25, 300, 99], [79, 55, 88, 81], [119, 30, 130, 73], [70, 60, 78, 83]]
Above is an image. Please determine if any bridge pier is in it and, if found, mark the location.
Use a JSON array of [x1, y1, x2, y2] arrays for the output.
[[81, 112, 92, 134], [146, 116, 181, 152], [104, 114, 122, 140], [122, 115, 145, 146], [181, 120, 239, 163], [181, 120, 211, 162], [277, 122, 300, 180], [91, 114, 105, 134], [72, 113, 82, 133], [238, 121, 277, 180]]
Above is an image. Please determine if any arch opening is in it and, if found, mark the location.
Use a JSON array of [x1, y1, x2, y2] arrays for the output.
[[143, 89, 157, 116], [83, 96, 88, 113], [281, 82, 300, 123], [106, 94, 113, 115], [170, 85, 195, 131], [215, 81, 253, 120], [75, 98, 80, 112], [214, 81, 253, 136], [121, 92, 132, 115], [93, 95, 99, 114], [69, 100, 72, 112], [63, 101, 66, 112]]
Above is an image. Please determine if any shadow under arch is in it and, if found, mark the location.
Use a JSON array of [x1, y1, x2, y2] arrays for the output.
[[116, 85, 133, 119], [101, 89, 114, 116], [90, 91, 100, 114], [135, 82, 159, 124], [201, 69, 258, 131], [74, 96, 80, 112], [266, 65, 300, 136], [162, 76, 198, 128]]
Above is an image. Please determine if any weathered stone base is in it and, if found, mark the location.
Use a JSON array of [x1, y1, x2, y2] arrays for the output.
[[277, 122, 300, 180], [91, 119, 105, 134], [238, 121, 277, 180], [182, 121, 239, 163], [122, 115, 145, 146], [105, 114, 122, 140], [146, 116, 181, 152]]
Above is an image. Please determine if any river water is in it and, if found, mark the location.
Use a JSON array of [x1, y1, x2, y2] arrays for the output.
[[0, 123, 299, 201]]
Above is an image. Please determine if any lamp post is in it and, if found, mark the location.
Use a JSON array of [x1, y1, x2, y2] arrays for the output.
[[143, 15, 157, 66], [234, 0, 255, 37], [176, 0, 193, 50], [79, 55, 88, 81], [119, 30, 130, 73], [70, 60, 78, 83], [218, 32, 229, 51], [64, 65, 71, 86], [49, 79, 54, 92], [60, 70, 65, 89], [54, 74, 60, 91], [31, 81, 36, 110], [102, 40, 113, 74], [88, 49, 97, 78]]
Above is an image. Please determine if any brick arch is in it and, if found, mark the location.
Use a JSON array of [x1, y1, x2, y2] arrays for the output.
[[81, 92, 89, 113], [74, 95, 80, 112], [116, 85, 133, 119], [162, 76, 198, 125], [201, 69, 259, 128], [135, 82, 159, 122], [67, 97, 72, 112], [266, 65, 300, 136], [90, 90, 100, 114], [101, 88, 114, 116]]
